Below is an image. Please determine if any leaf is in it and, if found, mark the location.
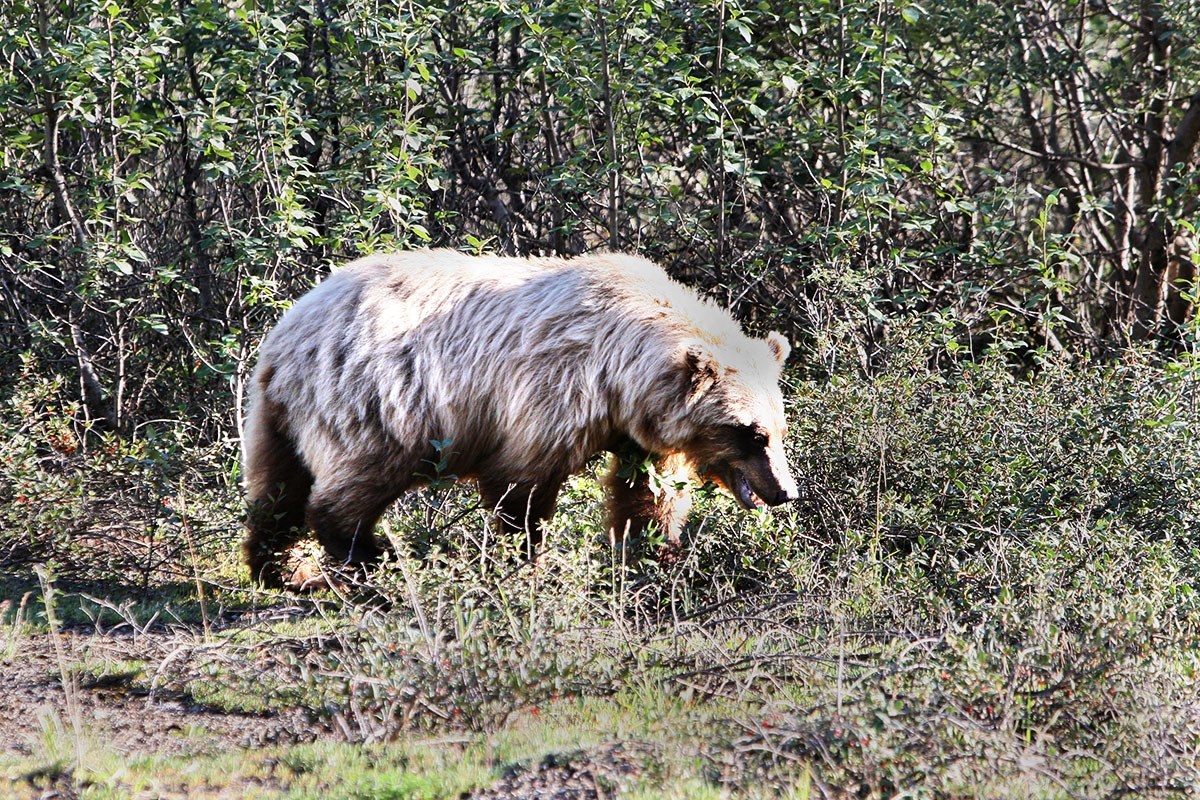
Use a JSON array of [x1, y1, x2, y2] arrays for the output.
[[727, 17, 752, 44]]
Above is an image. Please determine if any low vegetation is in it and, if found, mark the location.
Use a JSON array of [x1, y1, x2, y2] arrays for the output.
[[2, 339, 1198, 798]]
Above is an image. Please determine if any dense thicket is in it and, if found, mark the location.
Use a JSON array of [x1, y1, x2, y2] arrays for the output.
[[1, 0, 1199, 438]]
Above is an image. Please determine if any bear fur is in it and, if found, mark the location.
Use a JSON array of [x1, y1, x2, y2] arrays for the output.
[[242, 249, 798, 588]]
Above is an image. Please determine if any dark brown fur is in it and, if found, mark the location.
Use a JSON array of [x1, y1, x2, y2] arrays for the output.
[[241, 395, 316, 588], [604, 449, 694, 548]]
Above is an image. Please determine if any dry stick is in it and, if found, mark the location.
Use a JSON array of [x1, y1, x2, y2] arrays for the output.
[[35, 566, 85, 778], [597, 0, 620, 251], [715, 0, 726, 266], [35, 0, 114, 431], [177, 479, 211, 642], [834, 0, 847, 227], [1126, 3, 1196, 339]]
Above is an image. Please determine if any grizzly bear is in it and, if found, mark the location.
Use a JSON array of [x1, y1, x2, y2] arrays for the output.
[[243, 249, 798, 588]]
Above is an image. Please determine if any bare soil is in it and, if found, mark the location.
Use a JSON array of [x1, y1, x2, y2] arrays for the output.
[[0, 630, 320, 760], [469, 744, 652, 800], [1, 621, 648, 799]]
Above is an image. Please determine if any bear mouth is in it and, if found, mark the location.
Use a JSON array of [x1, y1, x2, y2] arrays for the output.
[[730, 467, 766, 511]]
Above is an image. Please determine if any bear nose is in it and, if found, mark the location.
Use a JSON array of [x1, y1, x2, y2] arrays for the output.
[[772, 487, 800, 505]]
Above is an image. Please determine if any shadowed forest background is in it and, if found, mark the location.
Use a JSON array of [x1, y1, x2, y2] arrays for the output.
[[3, 0, 1199, 436], [3, 0, 1200, 797]]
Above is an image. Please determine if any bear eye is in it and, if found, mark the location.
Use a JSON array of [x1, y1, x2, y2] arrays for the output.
[[729, 424, 769, 449], [733, 424, 768, 447]]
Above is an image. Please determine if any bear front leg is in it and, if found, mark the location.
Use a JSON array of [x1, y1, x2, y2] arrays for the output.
[[604, 451, 693, 550], [478, 477, 564, 560]]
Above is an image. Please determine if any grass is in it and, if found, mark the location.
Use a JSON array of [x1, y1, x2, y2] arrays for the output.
[[2, 347, 1200, 797], [1, 698, 721, 799], [0, 590, 34, 663], [6, 738, 493, 799]]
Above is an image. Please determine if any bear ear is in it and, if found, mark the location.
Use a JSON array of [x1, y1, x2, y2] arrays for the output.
[[683, 342, 720, 404], [766, 331, 791, 365]]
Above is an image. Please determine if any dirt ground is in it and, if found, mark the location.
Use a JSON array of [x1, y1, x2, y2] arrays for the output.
[[0, 621, 645, 799], [0, 636, 308, 755]]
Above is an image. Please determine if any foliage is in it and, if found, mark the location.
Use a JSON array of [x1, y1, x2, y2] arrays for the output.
[[0, 351, 240, 597], [3, 0, 1200, 436]]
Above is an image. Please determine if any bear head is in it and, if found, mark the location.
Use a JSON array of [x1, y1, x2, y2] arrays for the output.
[[647, 330, 800, 509]]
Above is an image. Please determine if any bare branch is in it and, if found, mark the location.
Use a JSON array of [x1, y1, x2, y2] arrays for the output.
[[967, 136, 1138, 171], [1167, 92, 1200, 173]]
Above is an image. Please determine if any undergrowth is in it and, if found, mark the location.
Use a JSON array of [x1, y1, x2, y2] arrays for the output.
[[2, 343, 1199, 798]]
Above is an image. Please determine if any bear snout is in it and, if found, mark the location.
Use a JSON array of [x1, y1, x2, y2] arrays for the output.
[[769, 485, 800, 506], [731, 456, 800, 509], [763, 461, 801, 506]]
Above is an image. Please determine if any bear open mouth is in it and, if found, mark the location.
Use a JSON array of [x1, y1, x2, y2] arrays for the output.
[[730, 467, 766, 510]]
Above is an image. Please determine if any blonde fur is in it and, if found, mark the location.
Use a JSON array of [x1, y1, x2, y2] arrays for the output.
[[242, 249, 795, 586]]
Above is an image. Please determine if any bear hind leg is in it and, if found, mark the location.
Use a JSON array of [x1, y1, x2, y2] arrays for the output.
[[243, 401, 314, 589]]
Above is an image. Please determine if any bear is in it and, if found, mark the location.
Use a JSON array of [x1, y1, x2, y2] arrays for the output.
[[242, 249, 799, 589]]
